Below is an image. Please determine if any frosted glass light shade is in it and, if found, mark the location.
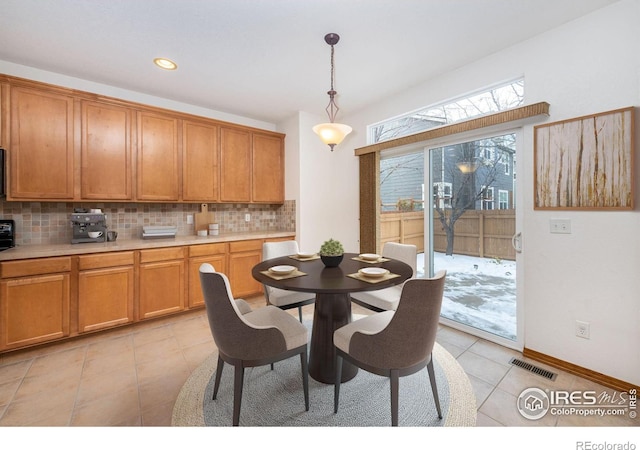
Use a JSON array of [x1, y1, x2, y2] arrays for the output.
[[456, 161, 480, 173], [312, 122, 353, 149]]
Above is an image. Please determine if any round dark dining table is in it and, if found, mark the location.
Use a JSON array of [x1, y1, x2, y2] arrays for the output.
[[252, 252, 412, 384]]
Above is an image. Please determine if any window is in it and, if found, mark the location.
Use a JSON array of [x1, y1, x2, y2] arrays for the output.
[[368, 78, 524, 144], [482, 186, 495, 210], [433, 182, 452, 209], [499, 190, 509, 209]]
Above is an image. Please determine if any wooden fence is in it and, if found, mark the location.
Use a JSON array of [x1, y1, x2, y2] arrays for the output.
[[380, 209, 516, 260]]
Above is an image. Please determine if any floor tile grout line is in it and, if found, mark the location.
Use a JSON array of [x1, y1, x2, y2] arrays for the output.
[[67, 343, 88, 426], [0, 356, 35, 423]]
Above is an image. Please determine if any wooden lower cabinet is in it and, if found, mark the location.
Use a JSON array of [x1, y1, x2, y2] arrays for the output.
[[78, 252, 135, 333], [0, 237, 294, 353], [228, 239, 263, 298], [188, 243, 228, 308], [0, 257, 71, 350], [138, 247, 185, 319]]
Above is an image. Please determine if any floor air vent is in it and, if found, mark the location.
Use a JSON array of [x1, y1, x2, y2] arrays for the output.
[[509, 358, 557, 381]]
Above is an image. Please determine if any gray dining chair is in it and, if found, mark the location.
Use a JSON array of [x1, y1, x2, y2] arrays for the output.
[[334, 270, 446, 426], [199, 263, 310, 426], [350, 242, 417, 312], [262, 240, 315, 321]]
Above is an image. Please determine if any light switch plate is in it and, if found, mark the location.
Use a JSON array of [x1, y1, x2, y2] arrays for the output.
[[550, 219, 571, 234]]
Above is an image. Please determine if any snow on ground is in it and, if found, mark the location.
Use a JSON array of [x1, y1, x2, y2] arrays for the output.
[[417, 252, 516, 341]]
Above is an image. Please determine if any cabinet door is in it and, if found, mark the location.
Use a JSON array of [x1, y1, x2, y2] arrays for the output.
[[252, 133, 284, 203], [9, 86, 74, 199], [183, 120, 219, 201], [220, 127, 251, 202], [139, 260, 185, 319], [229, 250, 262, 298], [78, 266, 134, 332], [137, 111, 180, 201], [0, 274, 70, 350], [81, 101, 133, 200], [188, 254, 227, 308]]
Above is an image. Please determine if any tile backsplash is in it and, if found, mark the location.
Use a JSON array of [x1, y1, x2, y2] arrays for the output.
[[0, 200, 296, 246]]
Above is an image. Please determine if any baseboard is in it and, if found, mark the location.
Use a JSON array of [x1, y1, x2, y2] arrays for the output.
[[523, 347, 639, 393]]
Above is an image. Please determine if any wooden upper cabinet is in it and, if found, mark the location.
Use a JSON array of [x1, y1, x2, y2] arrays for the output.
[[220, 127, 251, 202], [252, 133, 284, 203], [2, 76, 286, 203], [9, 86, 74, 199], [81, 101, 133, 200], [182, 120, 219, 201], [137, 111, 180, 201]]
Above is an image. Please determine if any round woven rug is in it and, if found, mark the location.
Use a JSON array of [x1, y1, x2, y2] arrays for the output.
[[172, 340, 476, 427]]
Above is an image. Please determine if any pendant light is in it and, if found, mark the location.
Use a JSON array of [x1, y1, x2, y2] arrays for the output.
[[313, 33, 352, 151]]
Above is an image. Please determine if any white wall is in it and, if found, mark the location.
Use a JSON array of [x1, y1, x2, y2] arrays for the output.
[[291, 0, 640, 385], [0, 60, 276, 131], [281, 111, 361, 254]]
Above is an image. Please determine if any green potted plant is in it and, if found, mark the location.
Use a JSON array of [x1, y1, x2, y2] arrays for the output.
[[319, 238, 344, 267]]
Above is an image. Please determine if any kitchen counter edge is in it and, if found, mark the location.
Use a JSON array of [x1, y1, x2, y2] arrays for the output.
[[0, 231, 296, 261]]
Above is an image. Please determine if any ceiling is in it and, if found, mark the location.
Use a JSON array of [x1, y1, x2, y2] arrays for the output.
[[0, 0, 620, 124]]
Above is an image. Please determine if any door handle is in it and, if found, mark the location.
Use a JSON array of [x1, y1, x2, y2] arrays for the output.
[[512, 232, 522, 253]]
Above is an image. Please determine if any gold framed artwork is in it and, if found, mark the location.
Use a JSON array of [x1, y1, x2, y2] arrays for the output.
[[534, 107, 635, 210]]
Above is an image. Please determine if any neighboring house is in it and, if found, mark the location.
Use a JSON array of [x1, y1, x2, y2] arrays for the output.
[[380, 140, 515, 212], [380, 153, 425, 211]]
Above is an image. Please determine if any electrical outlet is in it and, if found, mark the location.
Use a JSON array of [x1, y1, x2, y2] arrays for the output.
[[186, 214, 194, 224], [575, 320, 590, 339], [245, 213, 251, 222], [550, 219, 571, 234]]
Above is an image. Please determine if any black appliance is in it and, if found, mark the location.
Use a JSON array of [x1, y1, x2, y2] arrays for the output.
[[0, 219, 15, 251]]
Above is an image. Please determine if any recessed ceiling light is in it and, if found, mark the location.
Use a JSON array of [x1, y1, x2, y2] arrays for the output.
[[153, 58, 177, 70]]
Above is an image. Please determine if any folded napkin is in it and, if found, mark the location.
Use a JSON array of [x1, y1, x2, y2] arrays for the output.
[[351, 256, 390, 264], [260, 270, 307, 281], [289, 254, 321, 261], [347, 272, 400, 284]]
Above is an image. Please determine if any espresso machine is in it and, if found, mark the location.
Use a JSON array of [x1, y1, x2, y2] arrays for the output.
[[70, 210, 107, 243]]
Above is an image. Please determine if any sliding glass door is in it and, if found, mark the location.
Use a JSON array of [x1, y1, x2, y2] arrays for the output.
[[379, 130, 522, 348], [428, 131, 521, 348], [371, 79, 531, 348]]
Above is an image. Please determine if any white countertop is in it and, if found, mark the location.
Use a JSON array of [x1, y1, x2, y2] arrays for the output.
[[0, 230, 296, 261]]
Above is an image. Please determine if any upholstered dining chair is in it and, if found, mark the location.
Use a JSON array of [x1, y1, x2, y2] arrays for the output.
[[199, 263, 310, 426], [262, 240, 315, 321], [350, 242, 418, 312], [333, 270, 446, 426]]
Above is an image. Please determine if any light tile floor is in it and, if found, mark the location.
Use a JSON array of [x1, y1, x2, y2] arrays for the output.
[[0, 296, 636, 427]]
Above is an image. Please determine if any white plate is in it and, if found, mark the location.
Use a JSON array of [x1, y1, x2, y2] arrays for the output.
[[358, 267, 389, 278], [269, 265, 297, 275], [296, 251, 316, 259], [359, 253, 381, 261]]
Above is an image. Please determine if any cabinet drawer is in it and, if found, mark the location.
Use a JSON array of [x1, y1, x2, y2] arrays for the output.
[[189, 243, 227, 257], [140, 247, 185, 263], [79, 251, 135, 270], [229, 239, 263, 253], [1, 257, 72, 278]]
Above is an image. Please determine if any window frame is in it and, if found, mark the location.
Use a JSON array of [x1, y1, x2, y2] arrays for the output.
[[368, 78, 525, 145]]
